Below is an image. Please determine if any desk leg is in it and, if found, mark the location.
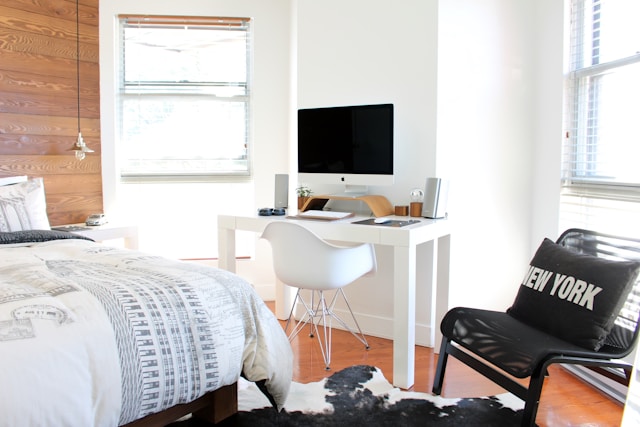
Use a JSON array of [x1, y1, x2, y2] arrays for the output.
[[393, 244, 416, 389], [433, 234, 451, 353], [217, 227, 237, 273]]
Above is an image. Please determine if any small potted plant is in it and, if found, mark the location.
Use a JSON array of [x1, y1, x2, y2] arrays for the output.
[[296, 185, 312, 210]]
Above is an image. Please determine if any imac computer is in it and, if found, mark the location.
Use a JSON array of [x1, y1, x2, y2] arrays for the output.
[[297, 103, 394, 195]]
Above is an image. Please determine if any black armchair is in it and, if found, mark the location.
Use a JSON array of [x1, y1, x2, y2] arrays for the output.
[[432, 229, 640, 426]]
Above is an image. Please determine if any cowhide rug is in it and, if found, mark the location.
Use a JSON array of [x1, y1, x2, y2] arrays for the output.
[[176, 365, 524, 426]]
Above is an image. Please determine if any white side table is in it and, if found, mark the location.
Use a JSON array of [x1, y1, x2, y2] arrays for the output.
[[53, 223, 139, 250]]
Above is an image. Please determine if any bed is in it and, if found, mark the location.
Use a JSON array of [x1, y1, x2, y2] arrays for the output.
[[0, 177, 293, 426]]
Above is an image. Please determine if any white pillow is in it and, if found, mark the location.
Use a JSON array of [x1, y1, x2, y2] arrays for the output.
[[0, 178, 51, 231]]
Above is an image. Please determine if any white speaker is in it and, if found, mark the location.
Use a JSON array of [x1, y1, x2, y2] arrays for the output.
[[422, 177, 449, 219], [274, 174, 289, 209]]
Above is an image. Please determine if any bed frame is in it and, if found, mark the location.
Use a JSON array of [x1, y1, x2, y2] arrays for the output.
[[121, 383, 238, 427]]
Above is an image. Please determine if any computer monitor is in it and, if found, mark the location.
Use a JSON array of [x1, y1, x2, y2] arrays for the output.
[[297, 103, 394, 194]]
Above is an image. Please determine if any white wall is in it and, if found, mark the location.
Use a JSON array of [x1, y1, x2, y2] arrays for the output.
[[438, 0, 564, 311], [530, 0, 564, 246], [293, 0, 565, 343], [437, 0, 537, 310], [99, 0, 565, 343], [295, 0, 439, 342], [99, 0, 294, 297], [297, 0, 439, 203]]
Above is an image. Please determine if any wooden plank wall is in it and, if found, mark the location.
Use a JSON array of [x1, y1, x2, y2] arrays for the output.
[[0, 0, 102, 226]]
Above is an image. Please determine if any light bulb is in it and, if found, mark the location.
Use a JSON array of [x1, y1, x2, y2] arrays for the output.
[[410, 188, 424, 202], [70, 131, 93, 161]]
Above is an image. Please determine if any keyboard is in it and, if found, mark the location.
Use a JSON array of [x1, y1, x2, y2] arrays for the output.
[[297, 210, 354, 220]]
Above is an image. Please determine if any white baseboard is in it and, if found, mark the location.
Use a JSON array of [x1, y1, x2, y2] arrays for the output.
[[280, 305, 434, 347], [249, 282, 434, 347]]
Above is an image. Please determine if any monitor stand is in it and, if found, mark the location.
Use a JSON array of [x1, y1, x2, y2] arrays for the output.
[[300, 194, 394, 217], [331, 184, 369, 198]]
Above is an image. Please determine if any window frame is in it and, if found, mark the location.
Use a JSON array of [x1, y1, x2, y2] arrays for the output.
[[562, 0, 640, 196], [117, 15, 253, 182], [560, 0, 640, 235]]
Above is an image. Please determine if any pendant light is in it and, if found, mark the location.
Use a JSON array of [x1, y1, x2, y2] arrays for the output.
[[69, 0, 93, 160]]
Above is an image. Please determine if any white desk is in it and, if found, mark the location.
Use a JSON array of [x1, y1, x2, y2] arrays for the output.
[[217, 214, 451, 389]]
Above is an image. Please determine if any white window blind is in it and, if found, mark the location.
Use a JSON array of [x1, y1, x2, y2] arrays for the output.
[[561, 0, 640, 235], [118, 15, 252, 180]]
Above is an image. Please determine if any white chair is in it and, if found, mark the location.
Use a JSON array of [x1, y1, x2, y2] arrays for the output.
[[261, 221, 376, 369]]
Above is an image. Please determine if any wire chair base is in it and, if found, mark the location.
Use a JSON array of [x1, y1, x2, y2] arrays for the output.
[[284, 288, 369, 369]]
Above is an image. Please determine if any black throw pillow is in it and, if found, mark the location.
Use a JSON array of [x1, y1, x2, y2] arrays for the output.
[[507, 238, 640, 351]]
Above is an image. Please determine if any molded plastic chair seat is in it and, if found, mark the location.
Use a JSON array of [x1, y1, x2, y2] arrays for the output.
[[261, 221, 376, 369]]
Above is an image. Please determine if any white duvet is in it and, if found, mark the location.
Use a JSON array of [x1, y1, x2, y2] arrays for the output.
[[0, 237, 292, 426]]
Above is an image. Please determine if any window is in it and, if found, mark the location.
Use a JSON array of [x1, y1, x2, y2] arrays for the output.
[[118, 15, 251, 180], [561, 0, 640, 233]]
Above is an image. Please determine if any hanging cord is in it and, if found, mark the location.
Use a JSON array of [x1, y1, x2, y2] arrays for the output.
[[76, 0, 81, 134], [71, 0, 92, 159]]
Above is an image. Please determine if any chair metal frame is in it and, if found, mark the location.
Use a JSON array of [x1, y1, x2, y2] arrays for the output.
[[432, 228, 640, 426], [284, 287, 369, 369], [261, 221, 375, 369]]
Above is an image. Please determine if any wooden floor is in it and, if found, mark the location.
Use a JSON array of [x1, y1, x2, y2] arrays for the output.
[[268, 303, 624, 427]]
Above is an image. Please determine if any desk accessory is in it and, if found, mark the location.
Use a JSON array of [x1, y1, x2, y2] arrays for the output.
[[274, 174, 288, 209], [86, 213, 107, 226], [395, 205, 409, 216], [422, 178, 449, 219], [258, 208, 286, 216], [352, 218, 420, 227], [409, 188, 424, 217]]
